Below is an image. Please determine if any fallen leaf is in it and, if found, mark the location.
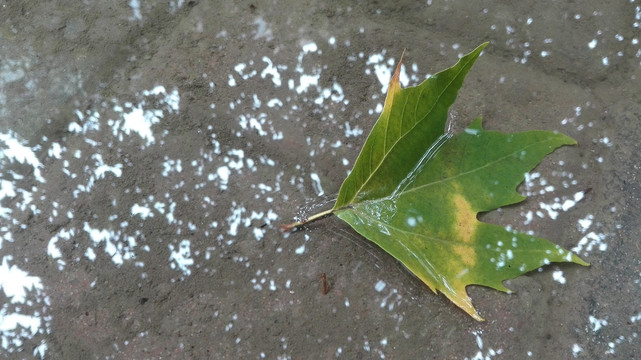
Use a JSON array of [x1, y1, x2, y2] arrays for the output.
[[283, 42, 588, 321]]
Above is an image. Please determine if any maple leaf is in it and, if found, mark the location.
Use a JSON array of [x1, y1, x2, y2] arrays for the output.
[[283, 42, 588, 321]]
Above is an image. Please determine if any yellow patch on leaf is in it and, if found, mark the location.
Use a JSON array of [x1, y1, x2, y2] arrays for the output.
[[453, 245, 475, 266], [452, 193, 477, 266], [380, 49, 405, 120]]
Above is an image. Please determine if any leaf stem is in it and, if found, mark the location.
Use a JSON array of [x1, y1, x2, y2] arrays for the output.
[[280, 208, 335, 233]]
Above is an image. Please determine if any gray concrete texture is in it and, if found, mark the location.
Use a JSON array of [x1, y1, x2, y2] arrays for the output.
[[0, 1, 639, 359]]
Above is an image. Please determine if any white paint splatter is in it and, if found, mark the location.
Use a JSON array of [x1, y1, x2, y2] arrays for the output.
[[0, 256, 48, 356], [261, 57, 283, 87], [0, 180, 17, 219], [0, 256, 44, 304], [344, 122, 363, 137], [217, 166, 231, 190], [83, 222, 136, 266], [47, 228, 75, 270], [310, 173, 324, 196], [589, 315, 608, 332], [85, 247, 96, 261], [121, 105, 159, 146], [296, 74, 319, 94], [301, 42, 318, 54], [169, 240, 194, 276], [94, 162, 123, 180], [252, 16, 273, 41], [128, 0, 142, 21], [131, 203, 153, 219], [162, 158, 182, 177], [573, 231, 608, 255], [267, 98, 283, 107], [228, 74, 237, 87], [0, 132, 45, 182], [552, 270, 566, 284], [226, 204, 245, 236], [577, 214, 593, 232], [572, 343, 583, 358], [465, 330, 503, 360]]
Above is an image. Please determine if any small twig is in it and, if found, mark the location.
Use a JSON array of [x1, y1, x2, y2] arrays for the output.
[[321, 273, 329, 295]]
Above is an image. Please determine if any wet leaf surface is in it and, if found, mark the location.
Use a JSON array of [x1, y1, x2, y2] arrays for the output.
[[293, 43, 588, 320]]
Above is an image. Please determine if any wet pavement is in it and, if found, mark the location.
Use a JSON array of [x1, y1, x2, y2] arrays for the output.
[[1, 1, 640, 359]]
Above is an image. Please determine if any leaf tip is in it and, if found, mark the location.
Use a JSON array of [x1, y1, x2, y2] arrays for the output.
[[389, 48, 406, 91], [477, 41, 490, 54], [444, 286, 486, 321], [574, 256, 590, 267], [460, 300, 486, 321], [549, 130, 577, 146]]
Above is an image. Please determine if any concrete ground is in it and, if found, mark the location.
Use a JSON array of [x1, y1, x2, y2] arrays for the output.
[[1, 1, 639, 359]]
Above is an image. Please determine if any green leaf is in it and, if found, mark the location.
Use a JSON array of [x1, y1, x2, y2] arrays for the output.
[[285, 43, 588, 321], [334, 44, 487, 209]]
